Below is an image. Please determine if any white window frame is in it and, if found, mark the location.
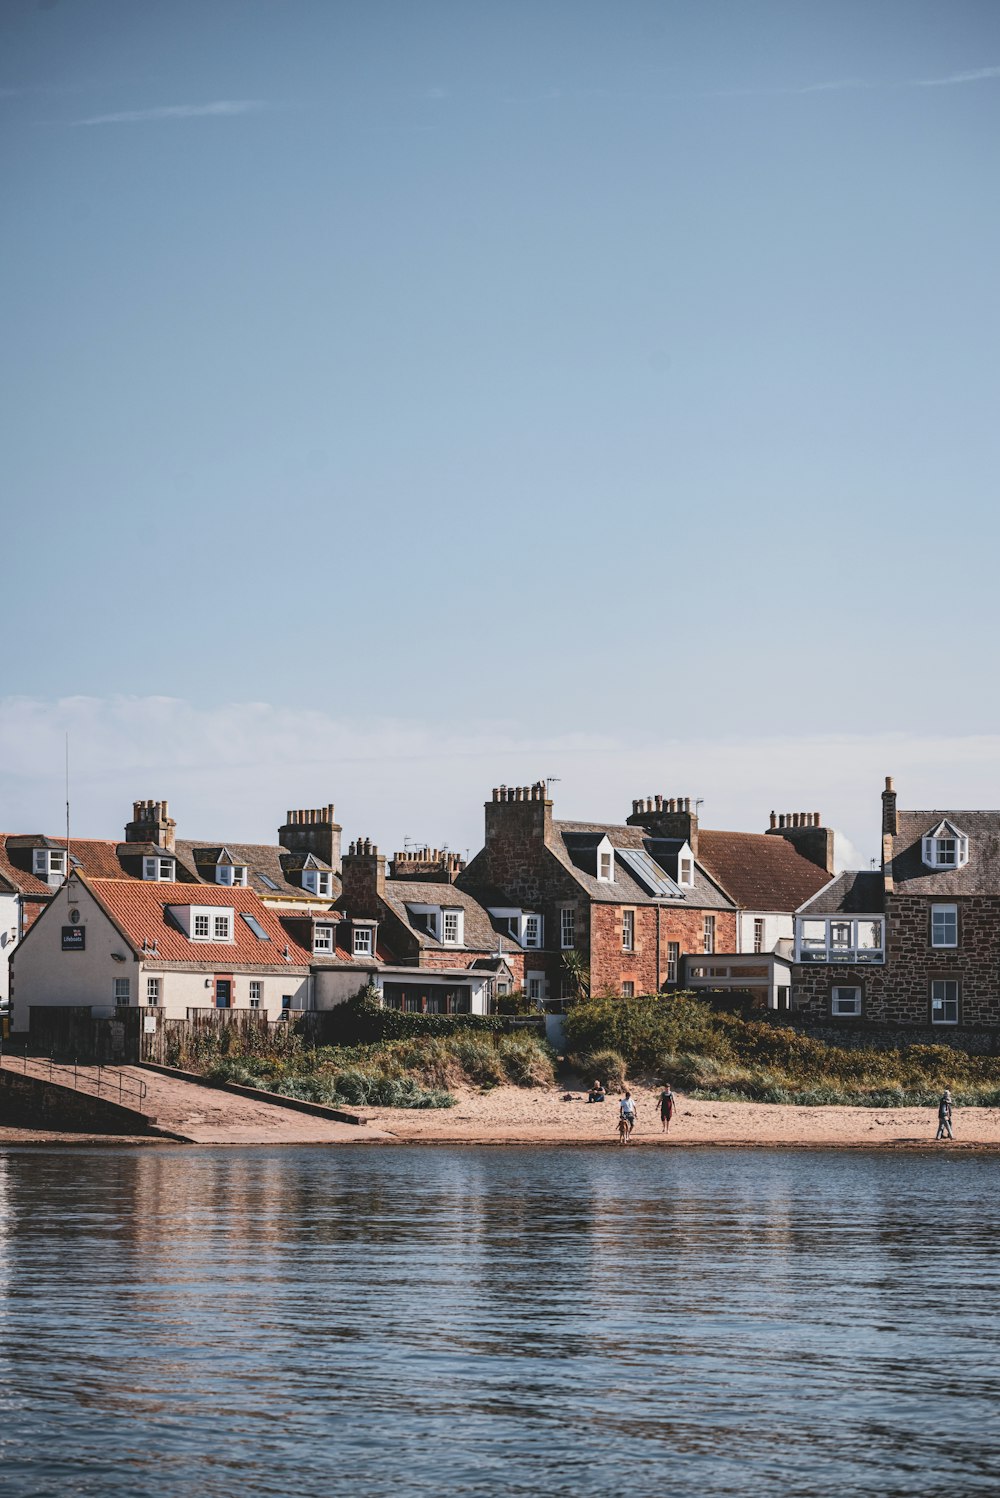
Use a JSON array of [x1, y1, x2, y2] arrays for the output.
[[596, 837, 615, 884], [442, 909, 463, 946], [301, 869, 333, 897], [931, 979, 959, 1025], [213, 914, 232, 942], [678, 848, 695, 889], [666, 941, 680, 983], [145, 977, 160, 1006], [144, 856, 175, 881], [560, 907, 576, 950], [193, 914, 211, 939], [526, 970, 546, 1002], [622, 981, 635, 998], [622, 909, 635, 952], [922, 824, 969, 870], [249, 980, 263, 1009], [34, 848, 67, 883], [931, 905, 958, 949], [114, 978, 131, 1008], [313, 924, 335, 954], [522, 913, 541, 948], [831, 985, 861, 1017], [753, 918, 765, 955], [353, 925, 374, 957], [796, 916, 885, 965], [703, 915, 715, 955]]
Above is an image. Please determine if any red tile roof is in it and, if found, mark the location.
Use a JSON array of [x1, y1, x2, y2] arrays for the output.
[[85, 878, 313, 967], [0, 834, 128, 895], [697, 830, 831, 912]]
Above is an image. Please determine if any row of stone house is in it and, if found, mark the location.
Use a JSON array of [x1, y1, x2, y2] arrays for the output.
[[3, 784, 834, 1029], [7, 774, 996, 1033]]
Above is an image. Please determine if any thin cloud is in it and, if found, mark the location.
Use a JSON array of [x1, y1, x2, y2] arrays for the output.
[[705, 65, 1000, 100], [74, 100, 266, 126], [912, 65, 1000, 87]]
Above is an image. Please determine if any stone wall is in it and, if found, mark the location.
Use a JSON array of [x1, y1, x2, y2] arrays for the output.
[[0, 1066, 157, 1133], [793, 894, 1000, 1026]]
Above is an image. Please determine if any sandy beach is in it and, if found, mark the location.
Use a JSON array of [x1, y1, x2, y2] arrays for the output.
[[359, 1082, 1000, 1148]]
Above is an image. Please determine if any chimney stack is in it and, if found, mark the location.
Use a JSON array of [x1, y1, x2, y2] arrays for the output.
[[340, 838, 386, 918], [765, 809, 834, 875], [279, 802, 342, 874], [881, 776, 898, 837], [626, 794, 699, 856], [125, 798, 177, 853]]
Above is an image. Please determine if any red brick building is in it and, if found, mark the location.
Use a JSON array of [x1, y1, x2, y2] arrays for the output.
[[458, 783, 737, 1002]]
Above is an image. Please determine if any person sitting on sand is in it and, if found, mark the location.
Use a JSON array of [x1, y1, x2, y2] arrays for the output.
[[936, 1089, 954, 1140], [657, 1083, 676, 1134], [619, 1090, 637, 1135], [587, 1080, 606, 1103]]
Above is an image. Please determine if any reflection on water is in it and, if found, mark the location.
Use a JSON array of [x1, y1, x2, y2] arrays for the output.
[[0, 1146, 998, 1496]]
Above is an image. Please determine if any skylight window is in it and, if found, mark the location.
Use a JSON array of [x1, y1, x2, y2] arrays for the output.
[[258, 874, 279, 891], [616, 847, 683, 899], [240, 912, 271, 941]]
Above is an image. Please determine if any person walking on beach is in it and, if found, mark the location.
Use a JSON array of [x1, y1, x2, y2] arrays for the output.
[[658, 1083, 676, 1134], [936, 1089, 954, 1140], [619, 1090, 637, 1138]]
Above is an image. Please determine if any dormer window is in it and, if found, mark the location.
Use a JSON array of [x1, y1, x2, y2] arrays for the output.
[[677, 844, 695, 888], [170, 904, 235, 942], [302, 869, 332, 897], [596, 836, 614, 884], [33, 848, 67, 886], [523, 913, 541, 948], [442, 908, 464, 945], [922, 821, 969, 871], [313, 923, 336, 954], [143, 856, 175, 882], [215, 863, 248, 887], [352, 924, 374, 957]]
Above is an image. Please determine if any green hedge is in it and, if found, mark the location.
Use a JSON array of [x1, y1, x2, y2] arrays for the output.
[[328, 988, 538, 1044]]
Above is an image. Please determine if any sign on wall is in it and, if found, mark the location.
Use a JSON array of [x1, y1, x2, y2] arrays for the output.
[[61, 925, 85, 952]]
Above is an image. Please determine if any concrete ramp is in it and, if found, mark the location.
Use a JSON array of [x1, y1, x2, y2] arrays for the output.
[[122, 1066, 391, 1144]]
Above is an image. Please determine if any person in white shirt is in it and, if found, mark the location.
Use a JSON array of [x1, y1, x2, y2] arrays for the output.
[[619, 1090, 637, 1135]]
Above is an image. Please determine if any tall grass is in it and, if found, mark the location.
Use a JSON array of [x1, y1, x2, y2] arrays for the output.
[[198, 1029, 556, 1109], [565, 994, 1000, 1107]]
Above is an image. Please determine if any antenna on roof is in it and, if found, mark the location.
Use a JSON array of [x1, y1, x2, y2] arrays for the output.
[[545, 776, 560, 796], [695, 798, 704, 815], [65, 732, 71, 881]]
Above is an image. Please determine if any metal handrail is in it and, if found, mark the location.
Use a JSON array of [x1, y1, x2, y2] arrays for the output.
[[0, 1048, 147, 1108]]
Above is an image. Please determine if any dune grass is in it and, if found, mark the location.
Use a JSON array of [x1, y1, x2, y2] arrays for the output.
[[565, 994, 1000, 1107]]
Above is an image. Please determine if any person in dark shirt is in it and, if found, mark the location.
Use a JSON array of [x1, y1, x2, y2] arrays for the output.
[[936, 1090, 954, 1140], [658, 1083, 676, 1134], [587, 1080, 606, 1103]]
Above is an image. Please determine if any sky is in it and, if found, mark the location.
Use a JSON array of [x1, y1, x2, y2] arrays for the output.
[[2, 0, 999, 863]]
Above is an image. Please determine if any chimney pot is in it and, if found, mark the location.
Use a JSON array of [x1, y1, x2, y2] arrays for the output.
[[769, 811, 777, 829]]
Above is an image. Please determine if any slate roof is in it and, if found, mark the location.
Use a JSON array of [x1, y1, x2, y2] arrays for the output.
[[797, 871, 885, 916], [698, 830, 830, 912], [552, 822, 734, 909], [381, 879, 523, 953], [83, 878, 313, 968], [891, 811, 1000, 896], [173, 839, 341, 903]]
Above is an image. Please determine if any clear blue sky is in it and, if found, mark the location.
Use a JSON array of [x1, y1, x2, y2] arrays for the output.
[[2, 1, 999, 855]]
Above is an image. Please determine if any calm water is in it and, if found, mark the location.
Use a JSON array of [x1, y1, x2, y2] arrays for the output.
[[0, 1146, 998, 1497]]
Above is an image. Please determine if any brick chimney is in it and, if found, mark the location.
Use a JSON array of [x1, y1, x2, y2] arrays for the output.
[[881, 776, 897, 836], [340, 838, 386, 919], [484, 782, 553, 849], [390, 847, 465, 883], [125, 799, 176, 853], [278, 803, 342, 874], [765, 810, 834, 875], [626, 795, 699, 857]]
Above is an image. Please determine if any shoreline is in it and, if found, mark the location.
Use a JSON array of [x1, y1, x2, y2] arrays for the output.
[[2, 1083, 993, 1150]]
